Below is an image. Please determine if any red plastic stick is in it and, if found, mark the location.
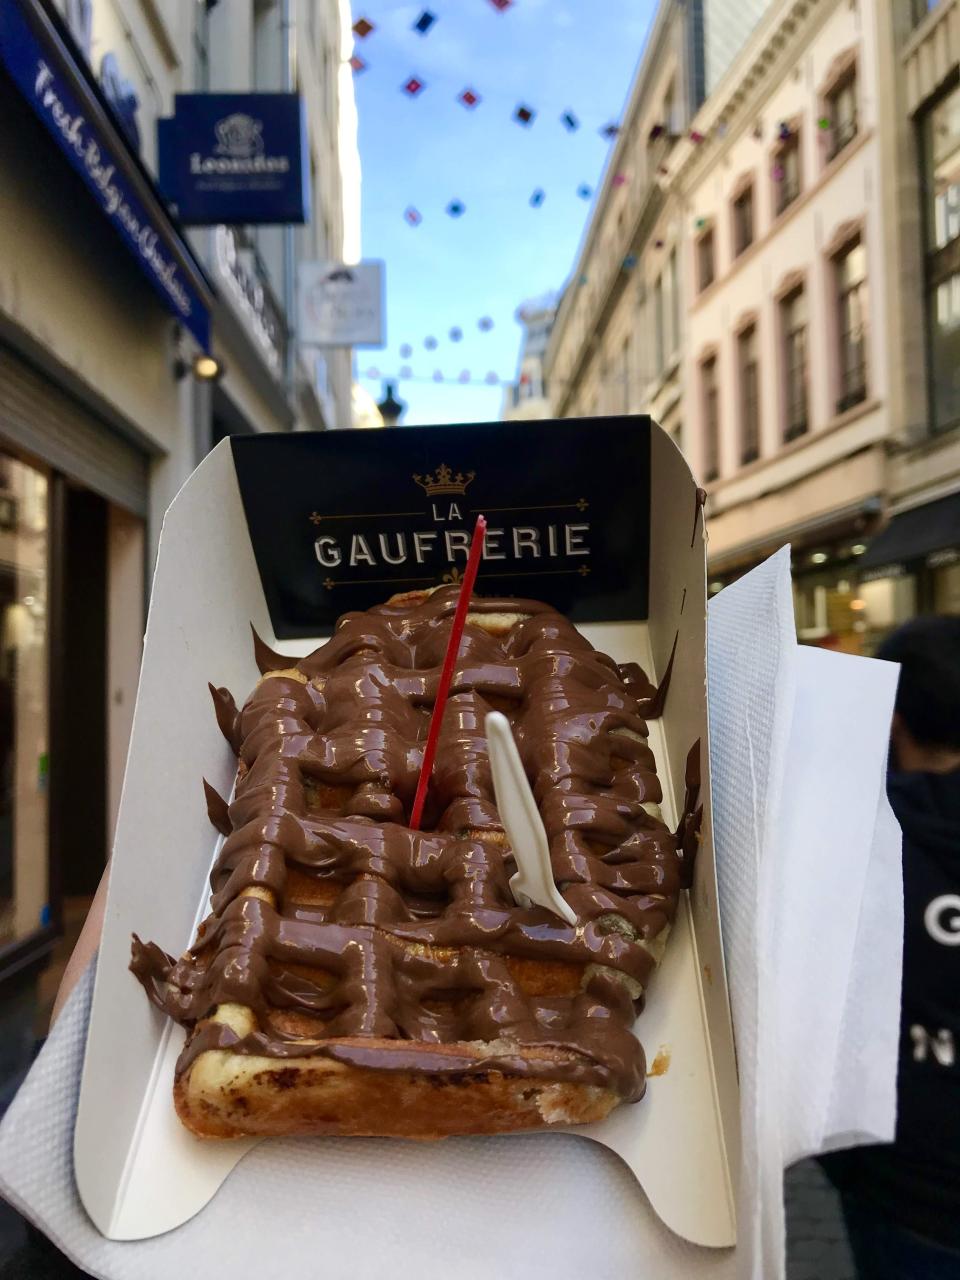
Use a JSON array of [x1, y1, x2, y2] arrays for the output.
[[409, 514, 487, 830]]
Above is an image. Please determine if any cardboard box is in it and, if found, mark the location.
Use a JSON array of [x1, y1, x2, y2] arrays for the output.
[[74, 417, 739, 1245]]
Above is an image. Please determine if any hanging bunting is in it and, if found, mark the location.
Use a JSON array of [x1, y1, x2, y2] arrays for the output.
[[772, 163, 785, 181], [578, 273, 588, 286], [458, 370, 471, 383], [404, 206, 422, 225], [529, 188, 545, 207], [350, 56, 367, 73], [752, 120, 764, 140], [488, 0, 513, 10], [657, 164, 669, 176], [433, 370, 444, 382], [519, 372, 530, 385], [446, 199, 466, 217], [458, 87, 481, 108], [561, 110, 579, 132], [612, 173, 628, 187], [599, 122, 620, 140], [513, 104, 536, 126], [778, 121, 791, 141], [716, 121, 729, 137], [402, 76, 426, 96], [399, 365, 412, 378], [365, 366, 380, 378], [424, 336, 438, 350], [484, 371, 499, 385], [654, 238, 665, 248], [353, 17, 374, 37], [689, 129, 705, 144], [478, 316, 494, 331], [817, 116, 832, 131], [623, 253, 638, 269], [649, 123, 664, 141], [413, 10, 437, 34], [449, 327, 463, 342], [577, 183, 592, 200], [399, 343, 413, 358]]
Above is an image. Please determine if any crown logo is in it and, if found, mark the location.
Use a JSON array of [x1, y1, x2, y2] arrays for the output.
[[412, 462, 476, 496]]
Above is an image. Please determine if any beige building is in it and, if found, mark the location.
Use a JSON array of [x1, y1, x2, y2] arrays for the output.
[[671, 0, 889, 649], [544, 0, 702, 450], [547, 0, 960, 654], [858, 1, 960, 620], [0, 0, 357, 1018]]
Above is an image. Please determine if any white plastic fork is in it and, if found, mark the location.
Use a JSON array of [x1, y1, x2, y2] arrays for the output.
[[484, 710, 578, 926]]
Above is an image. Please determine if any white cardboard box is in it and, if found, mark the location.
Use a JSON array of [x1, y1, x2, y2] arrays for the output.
[[74, 418, 740, 1247]]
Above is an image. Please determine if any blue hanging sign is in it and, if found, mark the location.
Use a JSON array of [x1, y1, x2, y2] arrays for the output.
[[0, 0, 212, 350], [158, 93, 310, 226]]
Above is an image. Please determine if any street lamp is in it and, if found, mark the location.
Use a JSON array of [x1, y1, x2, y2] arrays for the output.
[[377, 380, 406, 426]]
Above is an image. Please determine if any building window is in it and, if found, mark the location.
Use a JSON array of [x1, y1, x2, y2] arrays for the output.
[[923, 82, 960, 431], [781, 287, 808, 441], [738, 325, 760, 464], [774, 130, 802, 215], [701, 356, 720, 482], [697, 228, 715, 292], [620, 337, 631, 413], [733, 184, 754, 256], [835, 239, 868, 413], [827, 72, 858, 160], [668, 247, 679, 357], [654, 274, 665, 376]]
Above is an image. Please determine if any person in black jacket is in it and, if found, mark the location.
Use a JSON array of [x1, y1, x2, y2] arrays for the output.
[[822, 615, 960, 1279]]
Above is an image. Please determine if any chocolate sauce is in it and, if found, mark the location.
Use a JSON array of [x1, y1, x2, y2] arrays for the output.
[[131, 588, 684, 1103]]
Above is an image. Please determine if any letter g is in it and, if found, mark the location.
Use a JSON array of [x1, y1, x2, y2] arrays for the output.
[[924, 894, 960, 946]]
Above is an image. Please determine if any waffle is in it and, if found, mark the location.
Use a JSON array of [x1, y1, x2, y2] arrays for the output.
[[131, 587, 685, 1140]]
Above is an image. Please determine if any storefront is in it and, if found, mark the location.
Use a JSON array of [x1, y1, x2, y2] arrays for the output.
[[855, 489, 960, 633], [0, 0, 212, 1047]]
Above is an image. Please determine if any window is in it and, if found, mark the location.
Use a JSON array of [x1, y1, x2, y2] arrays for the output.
[[781, 287, 808, 440], [738, 325, 760, 464], [697, 228, 715, 292], [654, 274, 665, 376], [775, 131, 802, 215], [827, 72, 858, 160], [733, 185, 754, 256], [701, 356, 720, 482], [619, 337, 631, 413], [835, 239, 868, 412], [923, 84, 960, 430], [668, 248, 679, 356]]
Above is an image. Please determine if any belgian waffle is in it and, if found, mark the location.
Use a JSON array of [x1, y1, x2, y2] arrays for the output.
[[131, 587, 685, 1140]]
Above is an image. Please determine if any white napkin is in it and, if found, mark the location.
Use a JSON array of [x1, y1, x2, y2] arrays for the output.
[[0, 548, 902, 1280], [706, 546, 902, 1278]]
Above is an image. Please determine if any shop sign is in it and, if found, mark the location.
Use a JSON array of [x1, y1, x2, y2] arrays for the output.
[[860, 563, 906, 584], [213, 226, 285, 376], [926, 547, 959, 569], [298, 261, 385, 347], [158, 93, 309, 225], [0, 0, 211, 349]]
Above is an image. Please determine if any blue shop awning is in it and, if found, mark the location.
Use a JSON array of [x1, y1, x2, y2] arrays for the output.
[[859, 491, 960, 571], [0, 0, 213, 349]]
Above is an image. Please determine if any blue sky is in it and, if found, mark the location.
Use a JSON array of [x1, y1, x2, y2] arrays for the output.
[[352, 0, 656, 425]]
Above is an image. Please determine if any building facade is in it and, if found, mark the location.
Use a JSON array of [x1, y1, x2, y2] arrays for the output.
[[0, 0, 357, 1046], [856, 1, 960, 621], [544, 0, 960, 656], [673, 0, 890, 650], [544, 0, 704, 449]]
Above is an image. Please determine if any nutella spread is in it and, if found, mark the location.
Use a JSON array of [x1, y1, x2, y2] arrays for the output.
[[132, 589, 688, 1105]]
